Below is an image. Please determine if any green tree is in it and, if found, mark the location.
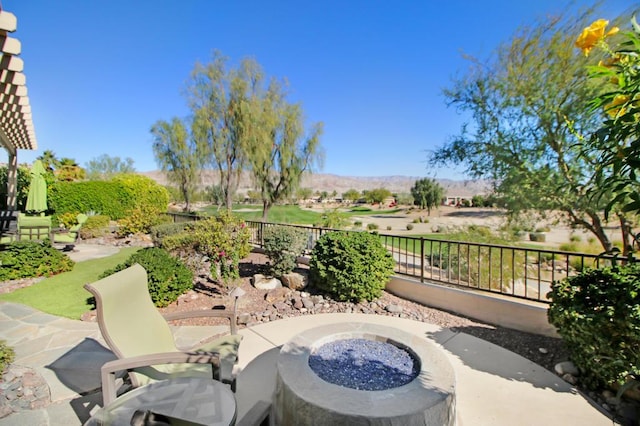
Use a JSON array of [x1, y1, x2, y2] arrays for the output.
[[342, 188, 360, 203], [411, 178, 444, 214], [55, 158, 86, 182], [151, 117, 201, 212], [85, 154, 136, 180], [187, 51, 262, 210], [245, 80, 324, 221], [430, 10, 629, 253], [37, 150, 58, 172], [364, 188, 392, 205], [296, 187, 313, 202]]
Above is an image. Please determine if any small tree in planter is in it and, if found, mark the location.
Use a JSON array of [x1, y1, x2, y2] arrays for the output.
[[310, 231, 395, 302]]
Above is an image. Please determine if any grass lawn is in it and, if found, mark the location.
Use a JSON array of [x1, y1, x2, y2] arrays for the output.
[[0, 247, 140, 320], [201, 204, 405, 225]]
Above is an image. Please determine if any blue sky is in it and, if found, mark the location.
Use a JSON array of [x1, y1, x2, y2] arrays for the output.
[[2, 0, 632, 179]]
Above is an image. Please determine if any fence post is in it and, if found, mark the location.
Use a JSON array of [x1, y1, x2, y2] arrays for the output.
[[420, 237, 425, 283]]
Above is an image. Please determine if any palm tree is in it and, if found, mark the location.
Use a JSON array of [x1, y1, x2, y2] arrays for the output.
[[55, 157, 86, 181], [37, 150, 59, 171]]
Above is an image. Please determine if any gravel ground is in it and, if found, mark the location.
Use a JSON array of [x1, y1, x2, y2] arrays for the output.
[[160, 252, 569, 374]]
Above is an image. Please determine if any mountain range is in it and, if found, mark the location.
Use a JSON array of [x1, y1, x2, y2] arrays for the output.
[[140, 170, 490, 197]]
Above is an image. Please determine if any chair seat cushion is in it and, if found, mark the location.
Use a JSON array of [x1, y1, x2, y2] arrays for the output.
[[132, 334, 243, 386]]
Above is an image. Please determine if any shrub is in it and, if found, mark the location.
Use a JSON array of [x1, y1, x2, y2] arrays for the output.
[[310, 231, 395, 302], [150, 222, 190, 247], [548, 263, 640, 390], [80, 215, 111, 239], [100, 247, 193, 307], [317, 209, 349, 229], [162, 211, 251, 282], [263, 226, 308, 277], [386, 225, 392, 231], [352, 220, 363, 229], [406, 223, 414, 230], [529, 232, 546, 242], [367, 223, 379, 230], [0, 241, 75, 281], [49, 180, 133, 219], [412, 218, 421, 223], [117, 205, 164, 236], [0, 340, 14, 379], [535, 226, 551, 233], [56, 212, 79, 229], [569, 234, 582, 242]]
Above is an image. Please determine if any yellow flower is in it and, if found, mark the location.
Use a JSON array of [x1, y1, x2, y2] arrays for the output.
[[575, 19, 618, 56], [606, 94, 629, 117]]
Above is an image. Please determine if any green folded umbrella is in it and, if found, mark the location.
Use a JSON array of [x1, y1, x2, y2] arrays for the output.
[[25, 160, 48, 213]]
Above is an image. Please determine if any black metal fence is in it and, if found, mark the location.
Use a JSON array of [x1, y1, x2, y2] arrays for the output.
[[244, 220, 629, 303]]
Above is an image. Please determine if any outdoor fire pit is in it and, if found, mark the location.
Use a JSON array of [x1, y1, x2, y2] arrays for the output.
[[273, 322, 456, 425]]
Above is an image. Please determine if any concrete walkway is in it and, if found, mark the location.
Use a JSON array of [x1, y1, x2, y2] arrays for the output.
[[0, 302, 614, 426]]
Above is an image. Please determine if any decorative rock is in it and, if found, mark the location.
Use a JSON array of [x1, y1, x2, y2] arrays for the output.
[[265, 287, 290, 303], [562, 373, 577, 385], [385, 304, 403, 314], [310, 295, 324, 304], [554, 361, 579, 376], [273, 302, 290, 312], [252, 274, 282, 290], [292, 298, 303, 309], [281, 272, 307, 290], [237, 313, 251, 325], [302, 298, 315, 309], [538, 347, 548, 354]]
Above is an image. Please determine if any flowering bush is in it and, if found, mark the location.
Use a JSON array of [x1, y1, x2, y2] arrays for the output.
[[578, 17, 640, 216], [161, 211, 251, 284]]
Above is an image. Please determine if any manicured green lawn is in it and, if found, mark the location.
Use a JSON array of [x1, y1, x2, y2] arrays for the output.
[[0, 247, 140, 320], [201, 204, 405, 225]]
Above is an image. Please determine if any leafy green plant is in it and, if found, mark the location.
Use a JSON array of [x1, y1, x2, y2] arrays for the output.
[[529, 232, 547, 242], [263, 226, 308, 277], [0, 340, 14, 379], [548, 263, 640, 390], [317, 209, 349, 229], [162, 211, 251, 282], [150, 222, 190, 247], [310, 231, 395, 302], [352, 220, 362, 229], [56, 212, 79, 229], [367, 223, 379, 230], [80, 214, 111, 239], [0, 241, 75, 281], [100, 247, 193, 307]]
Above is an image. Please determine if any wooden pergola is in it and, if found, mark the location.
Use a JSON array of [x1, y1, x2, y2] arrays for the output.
[[0, 9, 38, 210]]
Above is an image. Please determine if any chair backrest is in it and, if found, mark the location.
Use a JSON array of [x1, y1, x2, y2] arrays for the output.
[[17, 213, 52, 240], [84, 264, 178, 359], [76, 213, 88, 225]]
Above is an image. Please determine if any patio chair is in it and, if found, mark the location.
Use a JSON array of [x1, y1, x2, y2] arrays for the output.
[[17, 213, 52, 242], [84, 263, 243, 405], [52, 213, 87, 248]]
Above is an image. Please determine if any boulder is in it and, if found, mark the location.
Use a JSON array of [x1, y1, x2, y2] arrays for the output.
[[281, 272, 308, 290], [252, 274, 282, 290]]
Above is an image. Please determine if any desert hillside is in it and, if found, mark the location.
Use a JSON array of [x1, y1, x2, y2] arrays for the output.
[[140, 170, 490, 198]]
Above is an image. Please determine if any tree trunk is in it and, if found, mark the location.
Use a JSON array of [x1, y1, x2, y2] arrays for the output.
[[617, 213, 635, 256], [261, 200, 271, 222], [566, 209, 613, 254]]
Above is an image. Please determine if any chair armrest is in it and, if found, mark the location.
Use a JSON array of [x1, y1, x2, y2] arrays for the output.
[[101, 351, 221, 405], [162, 308, 238, 334]]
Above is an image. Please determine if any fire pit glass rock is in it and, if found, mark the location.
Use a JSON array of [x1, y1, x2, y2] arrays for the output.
[[273, 322, 456, 426], [309, 338, 419, 391]]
